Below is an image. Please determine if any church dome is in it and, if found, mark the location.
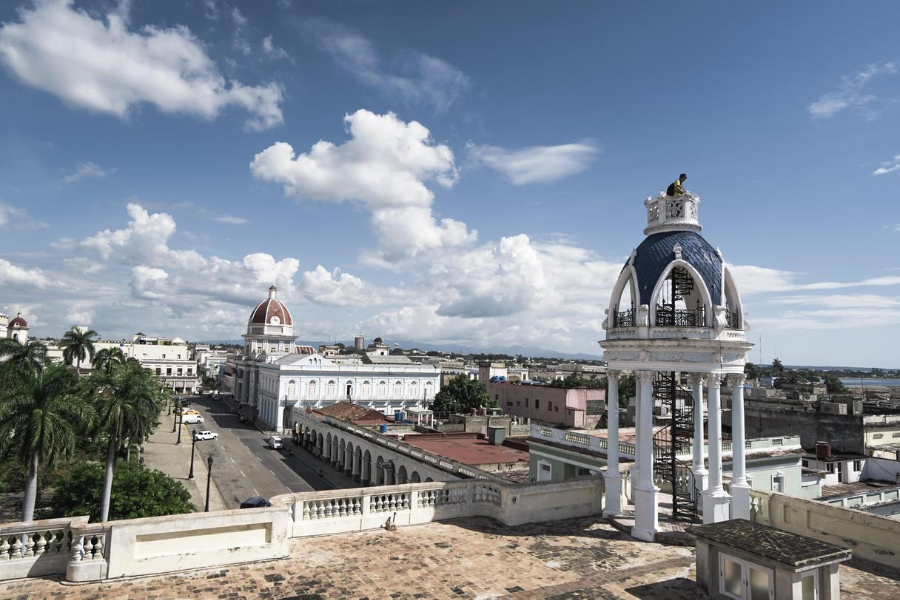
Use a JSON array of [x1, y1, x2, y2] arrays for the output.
[[9, 313, 28, 328], [629, 230, 722, 306], [249, 286, 293, 326]]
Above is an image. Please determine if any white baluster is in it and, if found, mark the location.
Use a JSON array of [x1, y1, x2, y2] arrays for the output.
[[23, 533, 35, 557], [92, 534, 103, 560], [302, 503, 311, 520], [0, 536, 10, 560], [34, 532, 47, 557], [71, 534, 84, 562], [10, 535, 22, 559]]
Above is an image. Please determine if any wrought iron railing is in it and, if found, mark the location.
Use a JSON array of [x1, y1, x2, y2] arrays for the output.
[[612, 308, 634, 328], [725, 310, 739, 329], [655, 305, 705, 327]]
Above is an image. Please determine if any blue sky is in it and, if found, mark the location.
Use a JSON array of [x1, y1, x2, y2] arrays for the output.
[[1, 0, 899, 367]]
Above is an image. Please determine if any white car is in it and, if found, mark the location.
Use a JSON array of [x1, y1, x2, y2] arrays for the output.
[[194, 430, 218, 441], [268, 436, 282, 449], [182, 414, 204, 424]]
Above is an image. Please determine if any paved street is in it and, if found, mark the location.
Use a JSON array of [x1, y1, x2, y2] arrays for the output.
[[181, 395, 359, 508]]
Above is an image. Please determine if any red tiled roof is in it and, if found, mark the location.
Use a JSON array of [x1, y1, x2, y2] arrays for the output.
[[404, 433, 529, 467], [313, 402, 390, 424], [249, 298, 292, 326], [8, 313, 27, 328]]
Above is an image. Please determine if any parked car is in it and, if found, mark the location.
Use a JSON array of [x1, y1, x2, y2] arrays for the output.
[[268, 436, 283, 449], [194, 430, 218, 441], [240, 497, 272, 509], [182, 414, 205, 424]]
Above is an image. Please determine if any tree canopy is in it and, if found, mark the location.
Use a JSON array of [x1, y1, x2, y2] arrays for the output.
[[431, 375, 494, 414], [51, 461, 194, 522]]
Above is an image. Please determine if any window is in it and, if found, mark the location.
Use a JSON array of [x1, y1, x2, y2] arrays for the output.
[[155, 368, 161, 375], [548, 401, 552, 412], [525, 398, 529, 408], [162, 354, 166, 359], [187, 369, 193, 376], [507, 401, 513, 407], [802, 460, 808, 468], [826, 463, 834, 473], [719, 554, 774, 600], [495, 394, 499, 400], [308, 380, 317, 398], [177, 368, 183, 376], [853, 460, 861, 471], [577, 468, 592, 477], [771, 473, 785, 493], [555, 406, 559, 412], [893, 433, 900, 438], [535, 399, 540, 409], [166, 368, 172, 376], [836, 462, 843, 480], [874, 434, 884, 439], [799, 571, 818, 600], [378, 381, 387, 397], [327, 380, 336, 398], [538, 461, 552, 482], [394, 381, 403, 397]]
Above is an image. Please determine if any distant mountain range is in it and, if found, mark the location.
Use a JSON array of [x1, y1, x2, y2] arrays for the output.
[[198, 338, 602, 361]]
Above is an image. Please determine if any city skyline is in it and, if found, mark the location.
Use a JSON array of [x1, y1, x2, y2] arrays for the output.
[[1, 1, 899, 367]]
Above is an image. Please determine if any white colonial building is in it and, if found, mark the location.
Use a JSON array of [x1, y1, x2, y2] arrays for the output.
[[600, 189, 753, 542], [233, 286, 440, 431], [0, 312, 29, 344]]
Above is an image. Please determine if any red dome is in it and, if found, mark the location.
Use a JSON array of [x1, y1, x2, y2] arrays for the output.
[[249, 287, 292, 326], [9, 313, 27, 328]]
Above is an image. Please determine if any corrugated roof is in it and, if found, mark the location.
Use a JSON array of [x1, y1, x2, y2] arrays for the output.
[[630, 230, 722, 306]]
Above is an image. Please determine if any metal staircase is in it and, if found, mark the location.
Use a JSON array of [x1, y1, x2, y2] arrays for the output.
[[652, 371, 700, 522]]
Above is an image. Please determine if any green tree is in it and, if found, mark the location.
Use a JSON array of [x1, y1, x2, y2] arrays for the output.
[[60, 326, 99, 372], [743, 362, 759, 381], [431, 375, 493, 414], [92, 347, 126, 376], [51, 461, 194, 521], [0, 364, 92, 521], [549, 373, 604, 389], [772, 357, 784, 375], [824, 374, 847, 394], [86, 361, 163, 522], [0, 338, 48, 377]]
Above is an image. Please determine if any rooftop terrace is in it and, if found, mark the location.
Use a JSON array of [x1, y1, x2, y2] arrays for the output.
[[4, 516, 898, 599]]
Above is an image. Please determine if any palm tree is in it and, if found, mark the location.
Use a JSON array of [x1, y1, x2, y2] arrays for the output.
[[89, 361, 163, 522], [772, 357, 784, 375], [0, 364, 92, 521], [0, 338, 48, 377], [93, 347, 126, 376], [60, 327, 99, 373]]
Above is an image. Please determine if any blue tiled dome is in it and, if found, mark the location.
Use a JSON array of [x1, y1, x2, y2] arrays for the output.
[[628, 231, 722, 306]]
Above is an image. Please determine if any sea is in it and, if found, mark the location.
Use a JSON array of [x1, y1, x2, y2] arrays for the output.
[[840, 378, 900, 388]]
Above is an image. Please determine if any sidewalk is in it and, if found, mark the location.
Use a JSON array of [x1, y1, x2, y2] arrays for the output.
[[143, 411, 226, 512]]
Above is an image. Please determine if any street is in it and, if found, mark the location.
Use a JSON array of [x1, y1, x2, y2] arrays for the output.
[[178, 395, 358, 508]]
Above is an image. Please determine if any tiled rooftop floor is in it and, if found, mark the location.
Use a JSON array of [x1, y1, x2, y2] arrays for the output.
[[3, 516, 899, 599]]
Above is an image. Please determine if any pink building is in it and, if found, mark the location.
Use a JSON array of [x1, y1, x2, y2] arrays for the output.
[[487, 382, 605, 428]]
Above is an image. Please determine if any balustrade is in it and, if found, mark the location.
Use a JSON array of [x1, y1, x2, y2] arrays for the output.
[[0, 524, 73, 561]]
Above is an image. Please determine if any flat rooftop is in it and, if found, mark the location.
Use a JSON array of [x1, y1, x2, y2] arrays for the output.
[[402, 433, 529, 467], [5, 517, 899, 599]]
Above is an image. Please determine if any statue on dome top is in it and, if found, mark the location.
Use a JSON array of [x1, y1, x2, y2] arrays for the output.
[[666, 173, 688, 197]]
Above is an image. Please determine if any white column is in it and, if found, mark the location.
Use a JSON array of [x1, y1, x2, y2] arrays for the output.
[[702, 374, 731, 523], [631, 379, 642, 487], [632, 370, 659, 542], [603, 370, 622, 517], [730, 375, 751, 519], [690, 374, 709, 497]]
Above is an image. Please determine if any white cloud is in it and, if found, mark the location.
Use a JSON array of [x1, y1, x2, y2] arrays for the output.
[[65, 303, 94, 325], [262, 36, 289, 60], [251, 109, 476, 261], [301, 266, 369, 307], [130, 265, 169, 299], [0, 202, 47, 230], [0, 258, 50, 288], [729, 265, 900, 294], [873, 154, 900, 175], [0, 0, 283, 131], [212, 215, 248, 225], [63, 257, 105, 275], [809, 62, 898, 120], [302, 18, 469, 112], [467, 142, 598, 185], [62, 161, 114, 184]]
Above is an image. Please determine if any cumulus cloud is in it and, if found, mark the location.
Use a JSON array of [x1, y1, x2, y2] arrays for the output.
[[809, 62, 898, 120], [467, 142, 598, 185], [0, 258, 50, 288], [729, 265, 900, 295], [251, 109, 476, 260], [80, 203, 207, 269], [0, 0, 283, 130], [301, 266, 370, 307], [873, 154, 900, 176], [302, 18, 469, 112], [63, 161, 114, 184]]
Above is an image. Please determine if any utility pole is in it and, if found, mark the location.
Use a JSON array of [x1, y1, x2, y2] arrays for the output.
[[205, 457, 214, 512]]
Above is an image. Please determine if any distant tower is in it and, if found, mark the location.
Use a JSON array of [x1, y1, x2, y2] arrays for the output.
[[7, 312, 29, 344], [354, 335, 365, 350], [600, 187, 753, 540]]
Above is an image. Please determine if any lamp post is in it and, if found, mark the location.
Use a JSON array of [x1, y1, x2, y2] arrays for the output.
[[167, 396, 172, 416], [205, 456, 214, 512], [188, 431, 197, 480], [176, 411, 183, 445], [172, 407, 178, 432]]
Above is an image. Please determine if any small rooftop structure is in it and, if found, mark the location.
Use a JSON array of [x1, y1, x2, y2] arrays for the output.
[[690, 519, 851, 600], [403, 432, 529, 475], [311, 401, 391, 426]]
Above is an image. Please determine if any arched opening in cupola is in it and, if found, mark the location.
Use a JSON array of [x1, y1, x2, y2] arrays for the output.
[[653, 265, 706, 327], [722, 267, 743, 329], [610, 270, 637, 327]]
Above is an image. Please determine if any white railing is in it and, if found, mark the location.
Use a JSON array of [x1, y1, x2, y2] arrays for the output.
[[644, 193, 700, 233], [531, 424, 635, 456]]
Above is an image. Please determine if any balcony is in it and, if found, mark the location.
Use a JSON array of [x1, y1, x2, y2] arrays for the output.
[[644, 193, 701, 235], [655, 305, 705, 327]]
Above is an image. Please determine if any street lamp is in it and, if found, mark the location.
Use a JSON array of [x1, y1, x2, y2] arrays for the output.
[[188, 431, 197, 480], [172, 407, 178, 432], [205, 456, 214, 512], [176, 411, 183, 445]]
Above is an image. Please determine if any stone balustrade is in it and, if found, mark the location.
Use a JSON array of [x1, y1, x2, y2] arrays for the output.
[[531, 424, 636, 456], [0, 477, 604, 585]]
